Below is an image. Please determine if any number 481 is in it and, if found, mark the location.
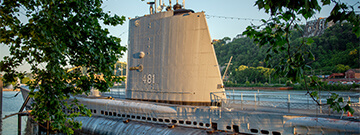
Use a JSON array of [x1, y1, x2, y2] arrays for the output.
[[143, 74, 155, 84]]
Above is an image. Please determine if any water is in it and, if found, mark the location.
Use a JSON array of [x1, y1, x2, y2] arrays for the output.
[[1, 91, 29, 135]]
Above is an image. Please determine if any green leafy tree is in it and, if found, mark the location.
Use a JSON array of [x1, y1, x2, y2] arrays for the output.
[[335, 64, 351, 73], [0, 0, 126, 134], [243, 0, 359, 114]]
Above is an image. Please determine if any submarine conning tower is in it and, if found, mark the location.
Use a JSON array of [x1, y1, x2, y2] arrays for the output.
[[126, 4, 226, 106]]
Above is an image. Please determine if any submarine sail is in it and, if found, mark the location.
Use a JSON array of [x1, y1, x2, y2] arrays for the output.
[[126, 9, 226, 106]]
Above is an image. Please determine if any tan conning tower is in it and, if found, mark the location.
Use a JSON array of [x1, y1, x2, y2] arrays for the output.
[[126, 9, 226, 106]]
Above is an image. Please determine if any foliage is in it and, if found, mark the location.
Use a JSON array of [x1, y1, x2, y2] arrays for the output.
[[242, 0, 359, 114], [0, 76, 17, 88], [232, 65, 275, 83], [0, 0, 126, 134], [21, 77, 31, 84], [214, 23, 359, 77], [335, 64, 351, 73]]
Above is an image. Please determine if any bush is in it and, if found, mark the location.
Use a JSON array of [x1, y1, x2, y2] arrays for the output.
[[264, 82, 269, 86], [285, 80, 292, 86], [245, 81, 250, 86]]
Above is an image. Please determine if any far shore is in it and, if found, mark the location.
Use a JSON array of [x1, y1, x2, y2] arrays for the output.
[[2, 88, 20, 91], [225, 87, 293, 90]]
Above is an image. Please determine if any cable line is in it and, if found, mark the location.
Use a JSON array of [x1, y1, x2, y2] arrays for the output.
[[205, 14, 261, 22]]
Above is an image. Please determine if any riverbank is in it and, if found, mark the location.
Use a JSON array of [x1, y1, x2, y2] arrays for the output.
[[225, 87, 293, 90], [2, 88, 20, 91]]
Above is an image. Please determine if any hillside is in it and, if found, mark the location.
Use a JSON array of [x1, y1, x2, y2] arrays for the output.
[[214, 23, 359, 83]]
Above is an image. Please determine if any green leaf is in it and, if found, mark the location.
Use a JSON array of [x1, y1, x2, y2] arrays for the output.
[[321, 0, 331, 5]]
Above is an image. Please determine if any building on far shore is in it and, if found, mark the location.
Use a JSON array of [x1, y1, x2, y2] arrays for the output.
[[324, 69, 360, 83], [345, 69, 360, 79]]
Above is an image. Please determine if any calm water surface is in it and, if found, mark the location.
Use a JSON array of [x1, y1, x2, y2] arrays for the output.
[[1, 91, 29, 135]]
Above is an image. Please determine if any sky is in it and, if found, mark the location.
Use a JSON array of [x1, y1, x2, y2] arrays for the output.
[[0, 0, 353, 72]]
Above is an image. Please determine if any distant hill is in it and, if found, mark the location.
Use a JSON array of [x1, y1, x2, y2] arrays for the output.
[[214, 23, 359, 83]]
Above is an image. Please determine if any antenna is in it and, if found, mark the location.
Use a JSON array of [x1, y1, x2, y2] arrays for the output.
[[147, 2, 155, 14], [157, 0, 164, 12], [182, 0, 185, 8], [166, 0, 172, 11], [155, 0, 157, 13]]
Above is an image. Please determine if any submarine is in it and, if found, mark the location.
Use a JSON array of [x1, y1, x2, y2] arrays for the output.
[[20, 1, 360, 134]]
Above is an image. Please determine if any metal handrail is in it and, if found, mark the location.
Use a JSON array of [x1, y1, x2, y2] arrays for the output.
[[211, 90, 360, 117]]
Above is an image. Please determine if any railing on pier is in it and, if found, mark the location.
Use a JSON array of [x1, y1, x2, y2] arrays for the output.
[[211, 90, 360, 117]]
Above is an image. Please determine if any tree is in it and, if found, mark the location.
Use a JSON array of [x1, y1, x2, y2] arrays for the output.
[[243, 0, 359, 114], [0, 0, 126, 134], [335, 64, 351, 73]]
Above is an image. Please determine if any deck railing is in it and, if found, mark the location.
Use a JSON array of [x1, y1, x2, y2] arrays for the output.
[[211, 90, 360, 117], [102, 87, 360, 118]]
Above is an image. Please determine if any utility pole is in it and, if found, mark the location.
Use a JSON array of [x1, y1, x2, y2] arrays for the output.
[[279, 78, 281, 84], [269, 74, 271, 84]]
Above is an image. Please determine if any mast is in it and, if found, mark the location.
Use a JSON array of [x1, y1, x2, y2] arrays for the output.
[[182, 0, 185, 8], [222, 56, 233, 81], [154, 0, 157, 13]]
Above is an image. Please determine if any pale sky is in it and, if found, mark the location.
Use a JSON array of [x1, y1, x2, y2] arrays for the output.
[[0, 0, 351, 72]]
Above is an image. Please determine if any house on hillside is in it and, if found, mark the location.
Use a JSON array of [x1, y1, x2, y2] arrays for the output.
[[328, 73, 345, 79], [345, 69, 360, 78]]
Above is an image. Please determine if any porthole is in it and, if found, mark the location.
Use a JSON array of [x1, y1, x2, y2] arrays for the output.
[[131, 115, 135, 119], [109, 112, 112, 116], [226, 126, 231, 130], [193, 121, 197, 125], [186, 121, 191, 125], [136, 116, 140, 119], [250, 129, 258, 133], [159, 119, 164, 122], [199, 123, 204, 126], [272, 131, 281, 135], [205, 123, 210, 127], [142, 117, 146, 120], [179, 120, 184, 124], [94, 110, 96, 114], [153, 118, 157, 121], [171, 120, 177, 123], [113, 112, 116, 116], [101, 111, 104, 115], [147, 117, 151, 121], [117, 114, 121, 117], [165, 119, 170, 123], [261, 130, 269, 134]]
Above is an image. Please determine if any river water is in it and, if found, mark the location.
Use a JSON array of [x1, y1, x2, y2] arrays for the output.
[[1, 91, 29, 135]]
